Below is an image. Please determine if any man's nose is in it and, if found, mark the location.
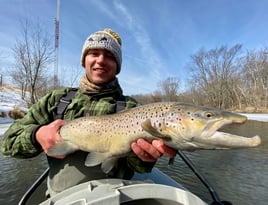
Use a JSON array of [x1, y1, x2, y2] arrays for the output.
[[96, 54, 105, 62]]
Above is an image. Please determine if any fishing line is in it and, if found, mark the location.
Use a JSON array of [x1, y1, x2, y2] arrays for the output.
[[177, 150, 232, 205]]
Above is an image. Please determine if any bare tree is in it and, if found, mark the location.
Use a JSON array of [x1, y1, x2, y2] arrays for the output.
[[241, 48, 268, 109], [60, 65, 83, 87], [11, 19, 54, 105], [158, 77, 180, 101], [187, 44, 242, 109]]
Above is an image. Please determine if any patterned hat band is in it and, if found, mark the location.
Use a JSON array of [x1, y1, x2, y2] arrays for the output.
[[81, 29, 122, 74]]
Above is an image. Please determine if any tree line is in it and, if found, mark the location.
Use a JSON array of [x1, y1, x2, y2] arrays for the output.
[[134, 45, 268, 112], [2, 20, 268, 112]]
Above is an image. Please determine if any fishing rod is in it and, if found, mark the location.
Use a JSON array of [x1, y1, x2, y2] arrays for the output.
[[18, 168, 49, 205], [177, 151, 232, 205]]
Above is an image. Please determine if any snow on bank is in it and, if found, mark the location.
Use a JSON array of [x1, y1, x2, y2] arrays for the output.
[[240, 113, 268, 122], [0, 86, 27, 135], [0, 86, 28, 113]]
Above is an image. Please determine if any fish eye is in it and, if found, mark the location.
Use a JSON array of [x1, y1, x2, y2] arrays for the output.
[[205, 112, 214, 118]]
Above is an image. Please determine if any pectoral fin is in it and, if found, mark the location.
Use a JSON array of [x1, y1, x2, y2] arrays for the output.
[[141, 119, 171, 140], [101, 157, 119, 174], [85, 152, 110, 167], [85, 152, 119, 174]]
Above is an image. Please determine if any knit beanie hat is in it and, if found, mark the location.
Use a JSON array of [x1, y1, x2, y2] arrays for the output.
[[81, 28, 122, 74]]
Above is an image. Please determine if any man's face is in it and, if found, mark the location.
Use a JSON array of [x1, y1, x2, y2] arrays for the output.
[[84, 49, 117, 85]]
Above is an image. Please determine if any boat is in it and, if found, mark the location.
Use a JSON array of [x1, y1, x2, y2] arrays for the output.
[[19, 151, 232, 205], [39, 169, 207, 205]]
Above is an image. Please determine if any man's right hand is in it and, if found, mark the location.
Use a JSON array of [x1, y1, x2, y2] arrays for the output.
[[35, 119, 66, 158]]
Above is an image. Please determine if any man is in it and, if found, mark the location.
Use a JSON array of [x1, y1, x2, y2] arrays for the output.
[[2, 28, 175, 196]]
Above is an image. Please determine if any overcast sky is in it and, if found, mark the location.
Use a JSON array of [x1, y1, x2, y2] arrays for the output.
[[0, 0, 267, 95]]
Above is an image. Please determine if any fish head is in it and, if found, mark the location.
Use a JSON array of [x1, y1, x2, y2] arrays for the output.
[[159, 103, 260, 150]]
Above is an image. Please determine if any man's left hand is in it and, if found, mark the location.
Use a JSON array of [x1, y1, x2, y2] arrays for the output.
[[131, 138, 176, 162]]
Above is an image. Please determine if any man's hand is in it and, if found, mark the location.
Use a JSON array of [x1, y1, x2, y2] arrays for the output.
[[35, 119, 66, 158], [131, 138, 176, 162]]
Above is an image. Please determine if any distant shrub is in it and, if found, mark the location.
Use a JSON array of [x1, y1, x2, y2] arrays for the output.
[[8, 106, 26, 119], [0, 111, 7, 118]]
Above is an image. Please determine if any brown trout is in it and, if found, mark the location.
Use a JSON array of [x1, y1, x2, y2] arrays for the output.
[[47, 102, 261, 172]]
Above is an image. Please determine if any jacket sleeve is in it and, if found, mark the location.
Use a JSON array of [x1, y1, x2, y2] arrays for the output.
[[1, 90, 65, 158]]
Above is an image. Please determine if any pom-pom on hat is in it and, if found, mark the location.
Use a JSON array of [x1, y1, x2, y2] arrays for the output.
[[81, 28, 122, 74]]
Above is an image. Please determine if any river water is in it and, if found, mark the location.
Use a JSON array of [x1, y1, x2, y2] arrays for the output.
[[0, 119, 267, 205]]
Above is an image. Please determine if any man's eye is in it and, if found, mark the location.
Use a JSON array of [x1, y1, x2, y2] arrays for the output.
[[106, 54, 114, 59], [88, 51, 98, 56]]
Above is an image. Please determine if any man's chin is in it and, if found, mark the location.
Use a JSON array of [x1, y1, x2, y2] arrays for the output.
[[90, 77, 113, 85]]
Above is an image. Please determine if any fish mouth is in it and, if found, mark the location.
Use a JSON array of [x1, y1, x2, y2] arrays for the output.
[[195, 117, 262, 149], [206, 131, 262, 148]]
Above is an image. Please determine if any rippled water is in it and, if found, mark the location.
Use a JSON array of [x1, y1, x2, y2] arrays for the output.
[[0, 120, 267, 205], [0, 153, 48, 205]]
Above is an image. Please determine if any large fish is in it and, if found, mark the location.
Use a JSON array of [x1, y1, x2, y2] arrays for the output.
[[47, 102, 261, 172]]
